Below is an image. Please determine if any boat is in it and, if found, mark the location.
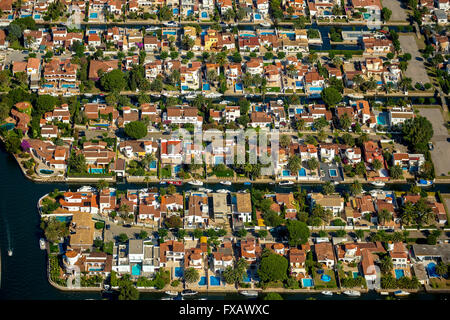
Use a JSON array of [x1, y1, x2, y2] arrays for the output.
[[380, 292, 389, 296], [167, 180, 183, 186], [161, 297, 174, 300], [77, 186, 96, 192], [165, 291, 179, 296], [333, 181, 339, 185], [321, 291, 333, 296], [279, 181, 294, 186], [198, 188, 213, 193], [181, 289, 198, 296], [370, 181, 385, 187], [343, 290, 361, 297], [39, 238, 46, 250], [259, 22, 271, 27], [217, 189, 230, 193], [159, 181, 167, 185], [416, 179, 434, 187], [240, 291, 258, 297], [220, 181, 232, 185], [219, 100, 231, 105], [8, 249, 13, 256], [184, 93, 198, 100], [205, 92, 223, 98], [188, 180, 203, 186], [348, 94, 364, 99], [394, 290, 410, 297], [243, 182, 252, 186]]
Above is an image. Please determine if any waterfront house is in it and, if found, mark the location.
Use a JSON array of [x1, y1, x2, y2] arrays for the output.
[[289, 248, 307, 276], [60, 191, 99, 214], [69, 211, 95, 250], [314, 242, 335, 268], [361, 248, 377, 283], [240, 237, 261, 265], [309, 193, 344, 216], [159, 240, 185, 267], [185, 194, 209, 229], [233, 193, 253, 228]]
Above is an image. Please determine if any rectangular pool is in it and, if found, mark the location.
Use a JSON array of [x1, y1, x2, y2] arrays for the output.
[[203, 83, 210, 91], [329, 169, 338, 177], [175, 267, 183, 278], [282, 170, 291, 177], [89, 168, 105, 174], [302, 278, 314, 288], [198, 276, 207, 286], [235, 83, 243, 91], [210, 276, 221, 286], [394, 269, 405, 279]]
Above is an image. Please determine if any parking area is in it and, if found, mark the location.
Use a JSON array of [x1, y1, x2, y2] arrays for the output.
[[418, 108, 450, 176], [399, 35, 430, 84], [381, 0, 408, 21]]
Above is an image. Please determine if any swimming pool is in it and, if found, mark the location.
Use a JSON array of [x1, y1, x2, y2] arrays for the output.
[[295, 108, 303, 114], [363, 13, 371, 19], [321, 274, 331, 282], [203, 83, 210, 91], [43, 84, 54, 88], [352, 272, 359, 279], [302, 278, 314, 287], [175, 267, 183, 278], [163, 31, 177, 36], [210, 276, 221, 286], [89, 268, 103, 271], [173, 8, 179, 14], [282, 170, 291, 177], [426, 262, 438, 278], [309, 87, 323, 92], [89, 168, 105, 174], [40, 169, 54, 175], [181, 85, 189, 91], [90, 12, 98, 19], [174, 165, 182, 173], [215, 156, 224, 165], [198, 276, 207, 286], [298, 168, 306, 177], [34, 14, 41, 19], [296, 81, 303, 88], [62, 84, 76, 88], [329, 169, 338, 177], [254, 106, 263, 112], [254, 14, 261, 20], [201, 12, 208, 18], [95, 124, 110, 127], [55, 216, 72, 223], [377, 113, 388, 126], [394, 269, 405, 279], [110, 191, 116, 196], [187, 10, 193, 16], [235, 83, 243, 91], [240, 34, 256, 37], [149, 160, 157, 169], [132, 264, 142, 276]]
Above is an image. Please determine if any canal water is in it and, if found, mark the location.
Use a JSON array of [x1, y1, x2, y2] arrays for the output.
[[0, 144, 448, 300]]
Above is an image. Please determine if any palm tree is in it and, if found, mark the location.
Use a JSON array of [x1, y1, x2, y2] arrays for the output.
[[144, 176, 151, 189], [380, 256, 393, 275], [378, 209, 392, 225]]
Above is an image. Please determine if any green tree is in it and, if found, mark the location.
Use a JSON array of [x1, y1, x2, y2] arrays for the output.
[[264, 292, 283, 300], [321, 87, 342, 106], [100, 69, 126, 92], [322, 181, 335, 195], [118, 276, 139, 300], [401, 116, 434, 153], [286, 220, 310, 246], [184, 267, 200, 283], [124, 121, 147, 139], [258, 253, 289, 283]]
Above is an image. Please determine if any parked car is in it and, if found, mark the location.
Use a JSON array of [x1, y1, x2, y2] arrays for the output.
[[428, 142, 434, 151], [106, 224, 110, 230]]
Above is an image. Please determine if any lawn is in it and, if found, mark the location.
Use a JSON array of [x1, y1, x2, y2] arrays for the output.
[[313, 269, 337, 289]]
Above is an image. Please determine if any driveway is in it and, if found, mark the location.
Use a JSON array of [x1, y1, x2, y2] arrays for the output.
[[418, 108, 450, 176], [399, 35, 430, 84]]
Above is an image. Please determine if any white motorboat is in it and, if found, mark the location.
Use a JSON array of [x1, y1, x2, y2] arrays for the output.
[[220, 181, 232, 185], [39, 238, 46, 250], [416, 179, 434, 187], [184, 93, 198, 100], [198, 188, 213, 193], [165, 291, 179, 296], [343, 290, 361, 297], [161, 297, 173, 300], [259, 22, 271, 27], [8, 249, 13, 256], [240, 291, 258, 297], [77, 186, 96, 192], [370, 181, 385, 187], [333, 181, 339, 185], [217, 189, 230, 193], [188, 180, 203, 186], [321, 291, 333, 296], [205, 92, 223, 98], [219, 100, 231, 105], [181, 289, 198, 296], [279, 181, 294, 186], [394, 290, 410, 297], [380, 292, 389, 296]]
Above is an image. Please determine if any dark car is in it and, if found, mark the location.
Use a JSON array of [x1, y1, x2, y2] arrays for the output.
[[106, 224, 110, 230]]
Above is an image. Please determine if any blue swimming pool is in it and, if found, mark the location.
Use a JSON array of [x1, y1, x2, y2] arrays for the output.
[[187, 10, 193, 16], [309, 87, 323, 92], [173, 8, 179, 14], [201, 12, 208, 18], [235, 83, 243, 91], [203, 83, 210, 91], [302, 278, 314, 287], [89, 168, 105, 174], [34, 14, 41, 19], [110, 191, 116, 196], [132, 264, 142, 276], [40, 169, 54, 175], [43, 84, 54, 88], [329, 169, 338, 177], [254, 106, 263, 112], [394, 269, 405, 279], [181, 86, 189, 91], [243, 270, 251, 283], [62, 84, 75, 88], [321, 274, 331, 282], [7, 15, 13, 19], [377, 113, 388, 126], [198, 276, 207, 286], [95, 123, 110, 127], [55, 216, 72, 223], [174, 165, 182, 173], [210, 276, 221, 286], [90, 12, 98, 19], [254, 14, 261, 20], [240, 34, 256, 37], [89, 268, 103, 271], [353, 272, 360, 279], [296, 81, 303, 88], [282, 170, 291, 177], [163, 31, 176, 35], [175, 267, 183, 278], [215, 156, 224, 165], [150, 160, 157, 169], [426, 262, 438, 278], [0, 123, 15, 131], [298, 168, 306, 177]]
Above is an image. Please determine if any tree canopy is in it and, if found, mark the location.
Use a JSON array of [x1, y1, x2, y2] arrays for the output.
[[286, 220, 310, 246], [124, 121, 148, 139], [401, 116, 433, 153], [258, 253, 288, 282]]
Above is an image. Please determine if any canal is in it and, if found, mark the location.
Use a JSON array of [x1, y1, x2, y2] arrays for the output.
[[0, 144, 448, 300]]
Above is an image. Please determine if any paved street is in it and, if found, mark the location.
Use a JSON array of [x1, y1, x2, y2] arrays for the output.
[[399, 35, 430, 84], [418, 108, 450, 176]]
